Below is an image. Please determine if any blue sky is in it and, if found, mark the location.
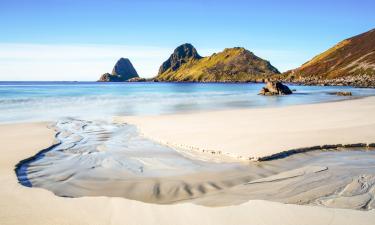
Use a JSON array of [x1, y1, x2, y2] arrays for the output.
[[0, 0, 374, 80]]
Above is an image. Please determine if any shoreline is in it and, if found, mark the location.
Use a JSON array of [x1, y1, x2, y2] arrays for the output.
[[1, 85, 369, 126], [118, 96, 375, 161], [137, 80, 375, 88], [3, 80, 375, 89]]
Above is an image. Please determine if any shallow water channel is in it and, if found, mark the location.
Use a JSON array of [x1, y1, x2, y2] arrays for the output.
[[16, 119, 375, 210]]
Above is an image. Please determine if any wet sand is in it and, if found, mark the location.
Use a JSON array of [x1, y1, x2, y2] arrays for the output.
[[194, 149, 375, 210], [2, 97, 375, 225], [1, 126, 375, 225], [16, 119, 375, 210]]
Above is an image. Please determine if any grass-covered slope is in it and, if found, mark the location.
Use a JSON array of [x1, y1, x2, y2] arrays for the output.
[[283, 28, 375, 86], [156, 45, 280, 82]]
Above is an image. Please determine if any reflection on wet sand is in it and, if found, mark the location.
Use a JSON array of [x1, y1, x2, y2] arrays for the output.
[[16, 119, 375, 210]]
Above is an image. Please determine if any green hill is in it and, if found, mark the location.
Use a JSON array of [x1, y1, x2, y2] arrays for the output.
[[283, 28, 375, 87], [155, 44, 280, 82]]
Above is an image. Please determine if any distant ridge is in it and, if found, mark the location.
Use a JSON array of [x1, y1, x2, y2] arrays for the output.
[[283, 28, 375, 87], [155, 43, 280, 82]]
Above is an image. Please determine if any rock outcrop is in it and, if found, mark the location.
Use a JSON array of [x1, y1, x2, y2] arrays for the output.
[[98, 73, 123, 82], [155, 44, 280, 82], [259, 81, 293, 95], [112, 58, 139, 80], [283, 28, 375, 87], [158, 43, 202, 75], [127, 77, 146, 82], [98, 58, 139, 82]]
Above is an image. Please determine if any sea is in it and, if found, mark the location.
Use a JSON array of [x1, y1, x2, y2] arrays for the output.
[[1, 81, 375, 123]]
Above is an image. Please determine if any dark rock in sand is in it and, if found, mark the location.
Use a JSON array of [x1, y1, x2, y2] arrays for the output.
[[343, 143, 367, 148], [259, 80, 293, 95]]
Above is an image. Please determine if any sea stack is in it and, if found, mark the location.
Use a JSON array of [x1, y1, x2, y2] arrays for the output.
[[98, 58, 139, 82]]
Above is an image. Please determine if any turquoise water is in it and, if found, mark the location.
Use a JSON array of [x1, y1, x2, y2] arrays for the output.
[[1, 81, 375, 123]]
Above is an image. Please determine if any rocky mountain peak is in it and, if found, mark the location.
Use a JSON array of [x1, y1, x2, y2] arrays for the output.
[[158, 43, 202, 75], [98, 58, 139, 82], [156, 44, 280, 82], [112, 58, 139, 79]]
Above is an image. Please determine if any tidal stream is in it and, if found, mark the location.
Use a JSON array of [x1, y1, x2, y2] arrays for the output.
[[16, 119, 375, 210]]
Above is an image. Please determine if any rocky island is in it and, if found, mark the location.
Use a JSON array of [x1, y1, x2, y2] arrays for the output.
[[97, 28, 375, 87], [154, 29, 375, 87], [155, 43, 280, 82], [98, 58, 140, 82]]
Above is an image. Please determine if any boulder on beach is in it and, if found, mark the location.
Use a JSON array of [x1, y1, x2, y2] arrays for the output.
[[259, 81, 293, 95]]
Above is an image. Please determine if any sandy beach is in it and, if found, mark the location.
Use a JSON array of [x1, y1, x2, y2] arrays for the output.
[[2, 1, 374, 224], [1, 98, 375, 225], [120, 96, 375, 160]]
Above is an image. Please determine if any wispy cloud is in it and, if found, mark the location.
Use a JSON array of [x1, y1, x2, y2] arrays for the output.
[[0, 43, 174, 80], [0, 44, 171, 60], [0, 43, 305, 81]]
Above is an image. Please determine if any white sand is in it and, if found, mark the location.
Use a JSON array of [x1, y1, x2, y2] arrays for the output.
[[119, 97, 375, 160], [13, 119, 375, 209], [1, 123, 374, 225]]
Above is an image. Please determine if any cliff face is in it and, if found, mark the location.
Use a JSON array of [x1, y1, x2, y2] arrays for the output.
[[156, 44, 280, 82], [158, 43, 202, 75], [112, 58, 139, 79], [98, 58, 139, 82], [283, 28, 375, 87]]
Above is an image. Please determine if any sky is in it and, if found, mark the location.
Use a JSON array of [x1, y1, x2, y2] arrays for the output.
[[0, 0, 374, 81]]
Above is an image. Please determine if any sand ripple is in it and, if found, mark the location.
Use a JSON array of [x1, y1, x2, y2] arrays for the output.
[[16, 119, 375, 210]]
